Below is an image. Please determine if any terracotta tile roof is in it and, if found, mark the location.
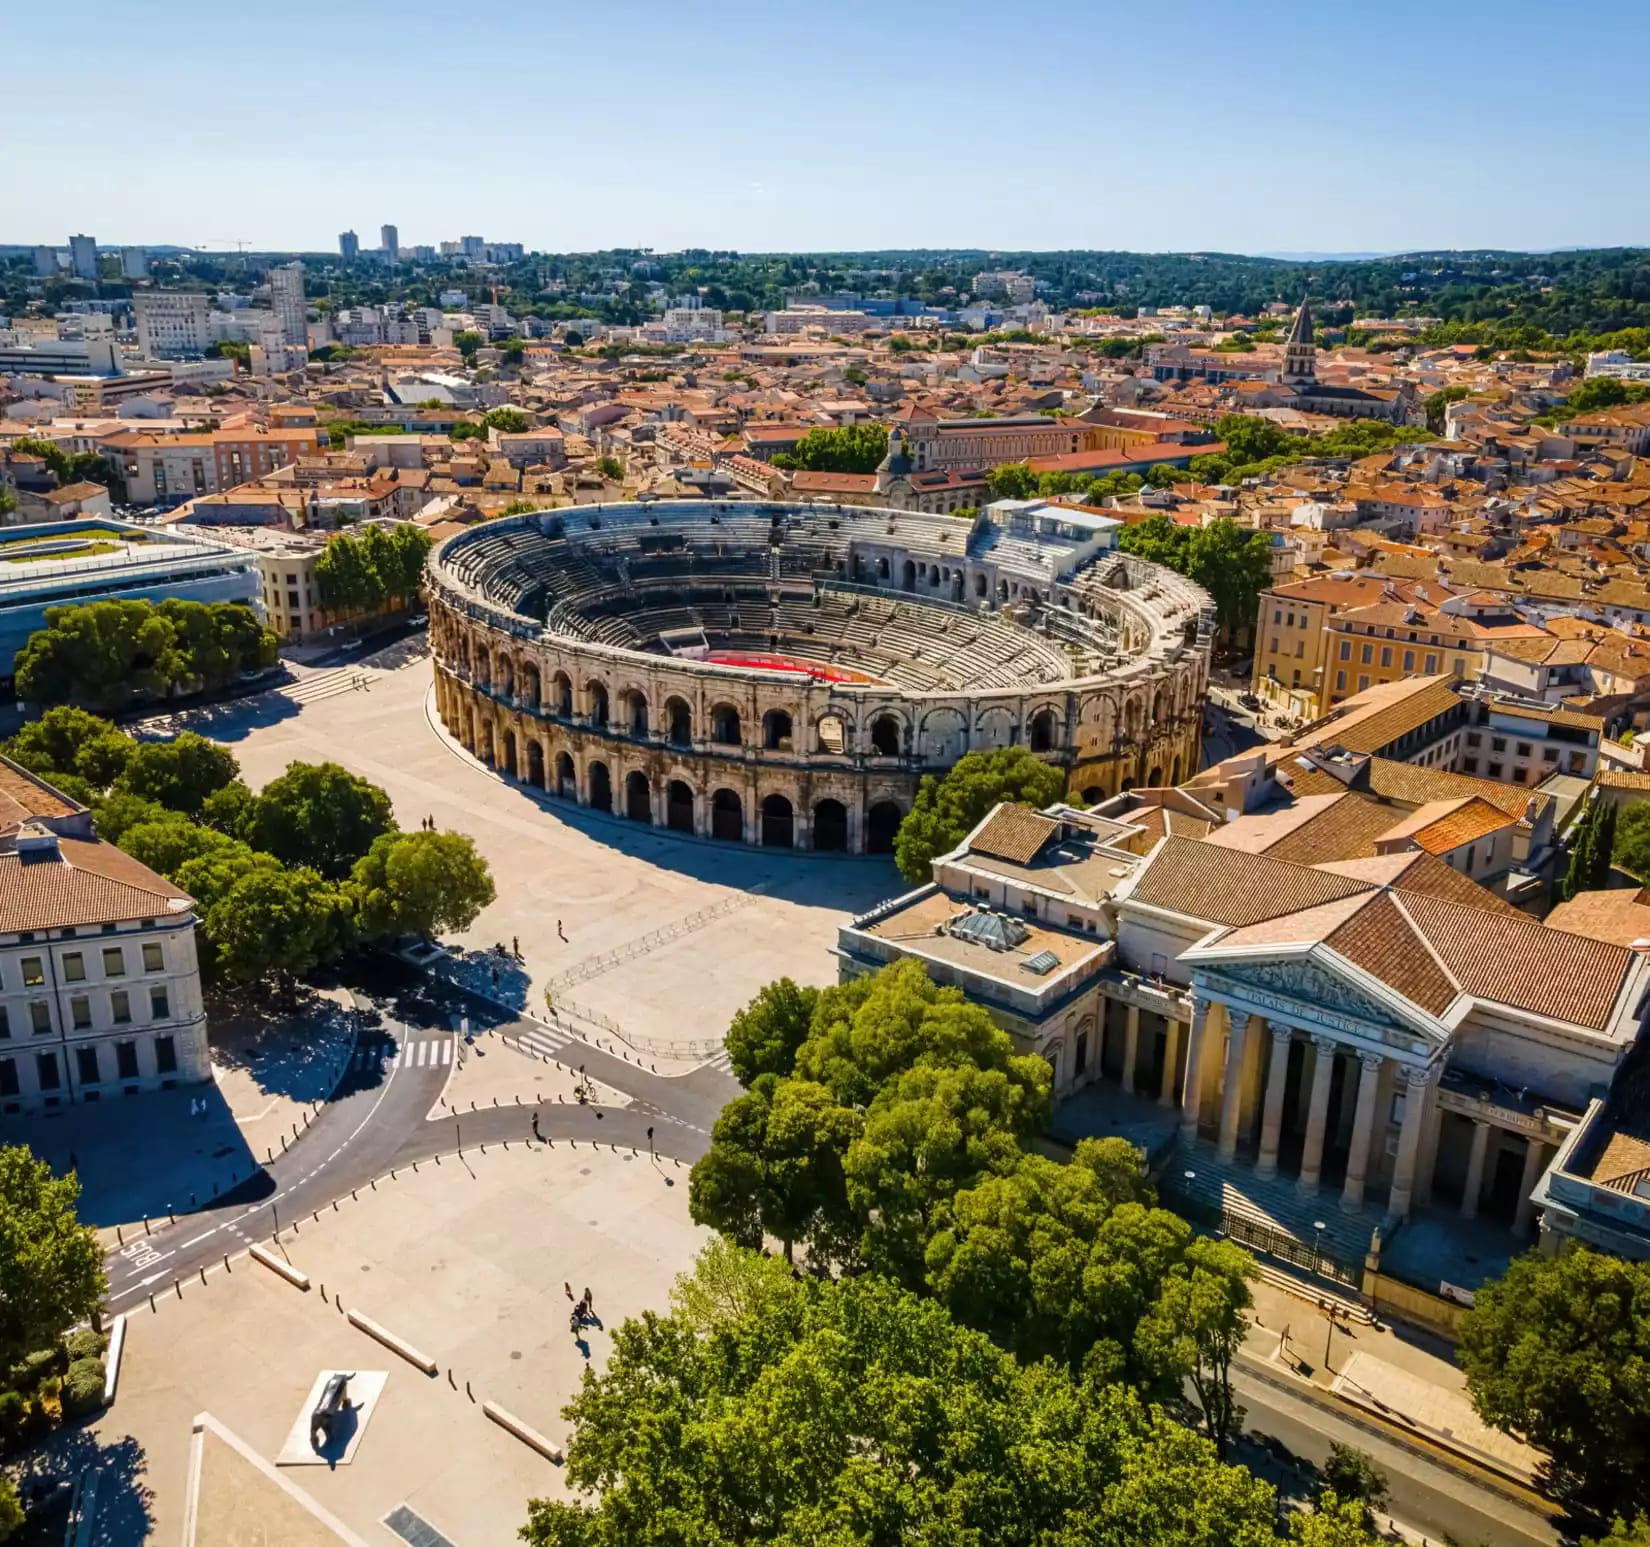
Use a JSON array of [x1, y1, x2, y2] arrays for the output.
[[1265, 794, 1408, 867], [1326, 893, 1458, 1016], [1545, 887, 1650, 950], [1330, 849, 1522, 915], [1599, 769, 1650, 793], [0, 836, 191, 934], [0, 758, 80, 833], [1396, 890, 1632, 1030], [1297, 676, 1464, 757], [1283, 755, 1549, 825], [969, 805, 1058, 865], [1126, 836, 1370, 927], [1377, 796, 1514, 856]]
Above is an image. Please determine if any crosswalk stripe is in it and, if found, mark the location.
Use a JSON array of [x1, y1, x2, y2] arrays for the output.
[[443, 1041, 453, 1065]]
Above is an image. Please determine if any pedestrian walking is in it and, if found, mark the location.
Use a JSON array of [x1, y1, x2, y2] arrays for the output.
[[581, 1287, 593, 1315], [512, 935, 520, 958], [532, 1112, 542, 1140], [564, 1282, 574, 1302], [646, 1125, 654, 1154]]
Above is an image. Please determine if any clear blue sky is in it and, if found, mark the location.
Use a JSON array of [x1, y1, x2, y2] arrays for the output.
[[13, 0, 1650, 256]]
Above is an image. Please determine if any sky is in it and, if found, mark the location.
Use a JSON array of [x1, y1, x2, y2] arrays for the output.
[[11, 0, 1650, 258]]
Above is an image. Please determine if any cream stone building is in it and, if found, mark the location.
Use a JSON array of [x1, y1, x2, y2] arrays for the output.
[[425, 500, 1212, 852], [0, 758, 208, 1114]]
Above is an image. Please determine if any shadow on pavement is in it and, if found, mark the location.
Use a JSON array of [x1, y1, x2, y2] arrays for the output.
[[206, 987, 354, 1103], [32, 1426, 156, 1544]]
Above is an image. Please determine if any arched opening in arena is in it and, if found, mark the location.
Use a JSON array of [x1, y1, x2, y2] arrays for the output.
[[526, 740, 544, 788], [1082, 785, 1103, 805], [761, 793, 794, 849], [625, 770, 652, 822], [763, 709, 793, 750], [813, 799, 848, 852], [520, 662, 540, 708], [712, 705, 742, 746], [816, 714, 846, 755], [587, 681, 609, 728], [1148, 764, 1163, 787], [478, 720, 496, 767], [1029, 708, 1057, 753], [901, 558, 916, 591], [867, 800, 902, 854], [500, 729, 518, 779], [665, 697, 692, 747], [623, 689, 649, 738], [711, 789, 744, 842], [588, 760, 612, 812], [497, 656, 515, 700], [870, 715, 901, 757], [555, 752, 576, 798], [666, 780, 694, 833], [552, 672, 573, 717]]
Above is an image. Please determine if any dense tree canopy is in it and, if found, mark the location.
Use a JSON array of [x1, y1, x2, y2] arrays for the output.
[[312, 523, 431, 618], [1612, 800, 1650, 880], [14, 598, 276, 711], [894, 745, 1066, 885], [770, 424, 889, 474], [348, 828, 496, 940], [1460, 1245, 1650, 1522], [522, 1241, 1369, 1547], [724, 977, 819, 1086], [1118, 514, 1272, 647], [235, 760, 396, 879], [0, 1148, 104, 1373]]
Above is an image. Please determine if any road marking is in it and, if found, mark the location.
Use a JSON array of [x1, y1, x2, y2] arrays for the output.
[[177, 1230, 217, 1250], [106, 1011, 414, 1305]]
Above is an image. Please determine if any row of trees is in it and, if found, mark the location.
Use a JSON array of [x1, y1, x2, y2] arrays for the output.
[[1563, 796, 1619, 899], [985, 459, 1185, 504], [14, 598, 277, 713], [312, 522, 431, 619], [688, 960, 1256, 1457], [1184, 414, 1429, 487], [6, 435, 121, 498], [3, 708, 494, 987]]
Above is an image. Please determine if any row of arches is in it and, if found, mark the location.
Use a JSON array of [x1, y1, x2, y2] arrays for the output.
[[464, 705, 905, 853]]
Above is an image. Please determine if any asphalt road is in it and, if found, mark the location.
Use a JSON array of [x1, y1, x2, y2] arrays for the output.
[[1230, 1360, 1557, 1547], [101, 973, 1556, 1541]]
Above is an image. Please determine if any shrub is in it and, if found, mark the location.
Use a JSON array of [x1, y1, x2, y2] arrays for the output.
[[65, 1328, 106, 1363], [0, 1391, 23, 1450], [61, 1358, 105, 1419], [8, 1346, 64, 1391]]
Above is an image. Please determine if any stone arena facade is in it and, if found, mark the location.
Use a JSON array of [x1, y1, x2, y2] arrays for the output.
[[425, 500, 1212, 853]]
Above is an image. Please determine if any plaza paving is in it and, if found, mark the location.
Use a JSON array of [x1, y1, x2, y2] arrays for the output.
[[83, 1142, 709, 1546], [158, 649, 896, 1062]]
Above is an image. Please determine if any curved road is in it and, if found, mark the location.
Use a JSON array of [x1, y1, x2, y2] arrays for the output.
[[101, 982, 1555, 1547]]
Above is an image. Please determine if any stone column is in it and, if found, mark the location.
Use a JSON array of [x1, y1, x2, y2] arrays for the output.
[[1297, 1036, 1338, 1195], [1461, 1118, 1491, 1221], [1158, 1016, 1182, 1109], [1255, 1025, 1293, 1178], [1121, 1005, 1140, 1095], [1179, 1000, 1211, 1140], [1339, 1052, 1385, 1212], [1514, 1138, 1549, 1234], [1386, 1066, 1433, 1221], [1217, 1009, 1251, 1163]]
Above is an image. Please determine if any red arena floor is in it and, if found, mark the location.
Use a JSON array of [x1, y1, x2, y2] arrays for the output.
[[703, 651, 884, 685]]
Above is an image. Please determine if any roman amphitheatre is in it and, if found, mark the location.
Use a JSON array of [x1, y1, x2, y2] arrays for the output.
[[426, 498, 1212, 853]]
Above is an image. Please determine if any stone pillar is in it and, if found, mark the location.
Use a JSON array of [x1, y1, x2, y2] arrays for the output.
[[1179, 1000, 1210, 1140], [1339, 1052, 1385, 1212], [1297, 1036, 1338, 1195], [1386, 1066, 1433, 1221], [1514, 1138, 1549, 1234], [1121, 1005, 1140, 1095], [1217, 1009, 1250, 1163], [1462, 1119, 1491, 1221], [1255, 1025, 1293, 1178], [1158, 1016, 1182, 1109]]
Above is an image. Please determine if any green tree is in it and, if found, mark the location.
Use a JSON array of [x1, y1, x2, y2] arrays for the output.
[[1136, 1236, 1255, 1457], [1586, 1519, 1650, 1547], [1212, 413, 1294, 464], [986, 461, 1040, 500], [205, 866, 350, 987], [724, 977, 818, 1086], [1564, 378, 1650, 415], [3, 706, 126, 786], [894, 746, 1067, 885], [482, 406, 529, 433], [1594, 800, 1618, 889], [241, 761, 396, 878], [522, 1244, 1298, 1547], [1317, 1443, 1390, 1527], [91, 789, 169, 845], [1426, 385, 1472, 435], [595, 455, 624, 481], [1459, 1245, 1650, 1520], [0, 1147, 105, 1373], [0, 1476, 21, 1542], [689, 1076, 860, 1263], [453, 329, 485, 361], [118, 815, 240, 879], [769, 423, 889, 474], [117, 732, 240, 816], [348, 829, 496, 940], [1186, 518, 1275, 648], [1613, 801, 1650, 879]]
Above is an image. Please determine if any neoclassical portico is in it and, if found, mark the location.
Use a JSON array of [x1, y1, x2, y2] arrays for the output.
[[1170, 954, 1448, 1220]]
